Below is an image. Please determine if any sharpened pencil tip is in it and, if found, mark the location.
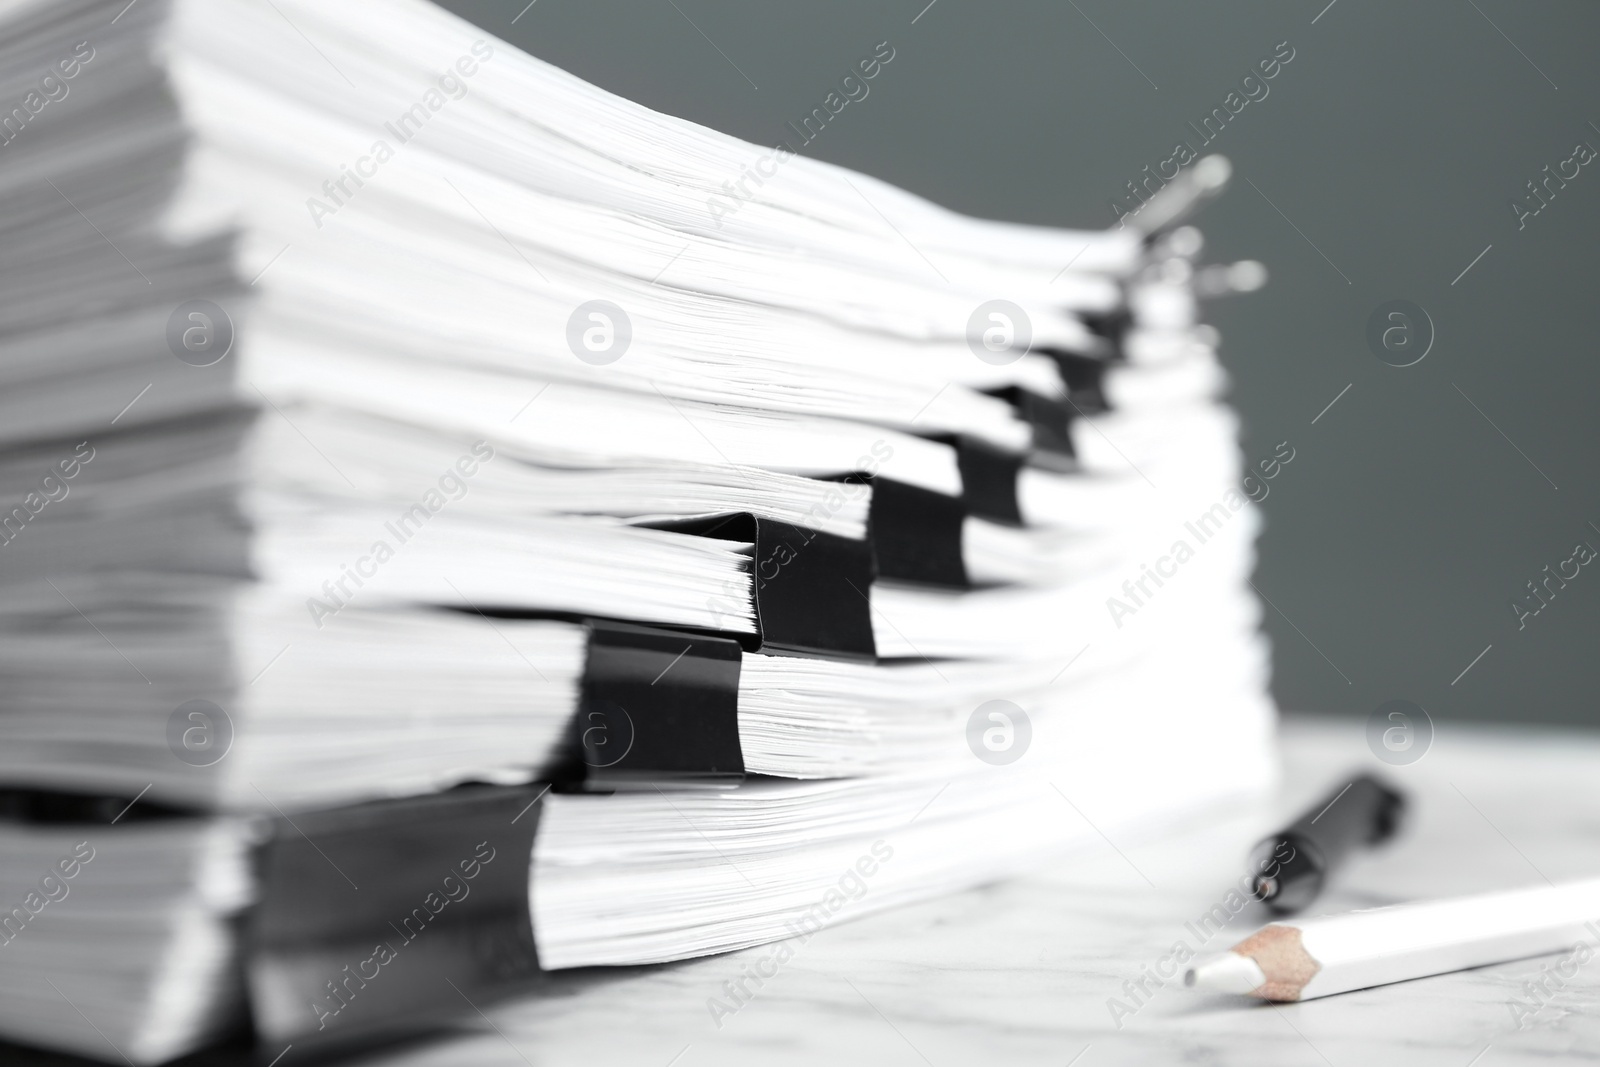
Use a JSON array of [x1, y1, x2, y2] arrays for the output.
[[1185, 952, 1267, 995]]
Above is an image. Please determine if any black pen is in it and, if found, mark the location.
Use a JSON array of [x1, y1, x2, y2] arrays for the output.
[[1247, 773, 1407, 914]]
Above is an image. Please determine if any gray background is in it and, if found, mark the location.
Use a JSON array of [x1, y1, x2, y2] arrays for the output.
[[439, 0, 1600, 728]]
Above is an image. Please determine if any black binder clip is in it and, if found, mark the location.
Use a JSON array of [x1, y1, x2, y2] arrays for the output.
[[249, 784, 546, 1052], [651, 513, 877, 660], [575, 619, 745, 791]]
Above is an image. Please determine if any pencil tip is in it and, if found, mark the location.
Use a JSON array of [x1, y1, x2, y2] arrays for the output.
[[1185, 952, 1267, 995]]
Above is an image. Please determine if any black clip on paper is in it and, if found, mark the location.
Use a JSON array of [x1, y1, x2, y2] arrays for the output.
[[1049, 351, 1113, 416], [829, 475, 968, 589], [576, 619, 745, 791], [984, 385, 1077, 464], [949, 436, 1025, 527], [651, 513, 877, 661], [1078, 308, 1132, 360], [248, 785, 545, 1053]]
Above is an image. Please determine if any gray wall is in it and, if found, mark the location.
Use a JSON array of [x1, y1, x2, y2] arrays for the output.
[[440, 0, 1600, 727]]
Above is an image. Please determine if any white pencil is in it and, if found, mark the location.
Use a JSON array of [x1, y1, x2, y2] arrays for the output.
[[1185, 876, 1600, 1001]]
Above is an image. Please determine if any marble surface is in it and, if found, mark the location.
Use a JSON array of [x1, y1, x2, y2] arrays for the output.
[[350, 716, 1600, 1067]]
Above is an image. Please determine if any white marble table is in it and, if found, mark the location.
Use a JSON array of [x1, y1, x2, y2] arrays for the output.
[[354, 716, 1600, 1067]]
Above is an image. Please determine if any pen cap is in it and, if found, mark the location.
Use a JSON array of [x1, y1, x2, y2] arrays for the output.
[[1286, 774, 1407, 858], [1365, 776, 1408, 845]]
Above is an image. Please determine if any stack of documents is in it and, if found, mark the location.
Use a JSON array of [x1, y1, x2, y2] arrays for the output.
[[0, 0, 1275, 1060]]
